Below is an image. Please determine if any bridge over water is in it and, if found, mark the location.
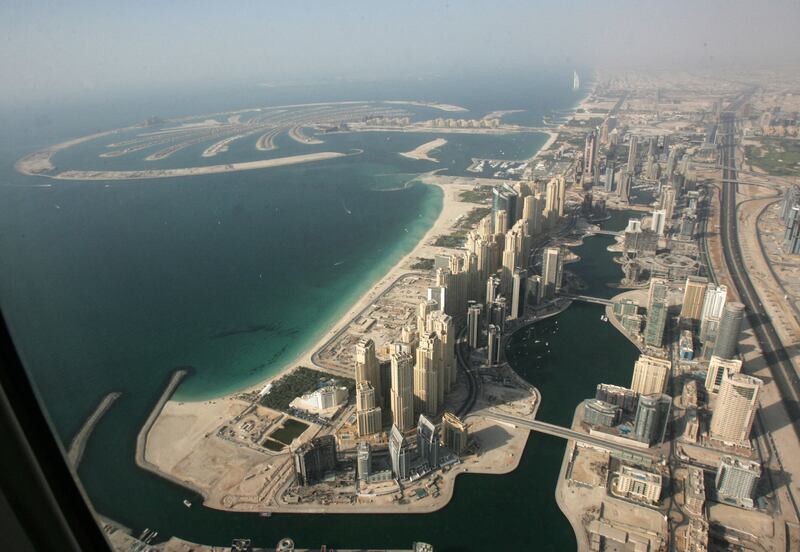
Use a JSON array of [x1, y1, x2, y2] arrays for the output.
[[558, 293, 614, 306], [485, 411, 659, 466]]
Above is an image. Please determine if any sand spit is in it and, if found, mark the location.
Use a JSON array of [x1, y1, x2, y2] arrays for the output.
[[288, 126, 324, 145], [384, 100, 468, 112], [399, 137, 448, 162], [51, 152, 353, 181], [201, 130, 261, 158], [15, 129, 121, 175], [255, 128, 281, 151]]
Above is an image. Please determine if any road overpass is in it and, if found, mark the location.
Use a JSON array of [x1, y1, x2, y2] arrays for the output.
[[485, 411, 660, 466], [591, 229, 622, 237]]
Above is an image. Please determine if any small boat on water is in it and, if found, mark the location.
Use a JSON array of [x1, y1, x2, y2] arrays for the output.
[[600, 315, 608, 322], [183, 499, 192, 508], [260, 512, 272, 518]]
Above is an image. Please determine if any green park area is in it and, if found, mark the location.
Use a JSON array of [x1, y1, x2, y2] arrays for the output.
[[745, 137, 800, 176]]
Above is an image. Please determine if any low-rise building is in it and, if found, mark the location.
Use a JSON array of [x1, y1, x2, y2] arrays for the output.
[[613, 464, 663, 505]]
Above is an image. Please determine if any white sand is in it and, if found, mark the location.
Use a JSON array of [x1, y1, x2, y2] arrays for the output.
[[399, 138, 448, 162]]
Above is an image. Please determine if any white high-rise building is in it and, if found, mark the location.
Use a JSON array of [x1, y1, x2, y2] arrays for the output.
[[541, 247, 563, 299], [651, 209, 667, 235], [710, 372, 762, 446], [704, 355, 742, 394], [630, 354, 671, 395]]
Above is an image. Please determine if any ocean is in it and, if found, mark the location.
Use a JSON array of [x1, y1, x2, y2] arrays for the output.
[[0, 69, 633, 551]]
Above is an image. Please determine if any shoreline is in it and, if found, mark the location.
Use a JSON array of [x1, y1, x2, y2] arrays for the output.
[[216, 172, 500, 401], [135, 90, 592, 514]]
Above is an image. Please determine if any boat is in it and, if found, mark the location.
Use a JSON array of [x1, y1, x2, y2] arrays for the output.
[[260, 512, 272, 518], [572, 70, 580, 91], [183, 499, 192, 508], [600, 315, 608, 322]]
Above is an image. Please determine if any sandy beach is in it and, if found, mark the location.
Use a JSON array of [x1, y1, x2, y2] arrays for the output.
[[399, 137, 447, 162]]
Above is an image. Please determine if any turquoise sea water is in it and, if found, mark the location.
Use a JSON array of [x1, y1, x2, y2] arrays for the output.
[[0, 71, 631, 550]]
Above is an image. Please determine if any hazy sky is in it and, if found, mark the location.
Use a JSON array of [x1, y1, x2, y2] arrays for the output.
[[2, 0, 799, 104]]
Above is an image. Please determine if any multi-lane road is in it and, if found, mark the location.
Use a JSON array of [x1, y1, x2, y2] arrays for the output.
[[717, 109, 800, 442]]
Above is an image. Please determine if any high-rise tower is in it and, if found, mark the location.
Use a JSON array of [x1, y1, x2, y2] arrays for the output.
[[390, 351, 414, 431], [713, 302, 745, 360], [710, 372, 762, 445]]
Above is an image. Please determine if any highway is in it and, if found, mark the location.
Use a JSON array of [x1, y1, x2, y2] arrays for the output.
[[484, 411, 659, 465], [717, 109, 800, 442]]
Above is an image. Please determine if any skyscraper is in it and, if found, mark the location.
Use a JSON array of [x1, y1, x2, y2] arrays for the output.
[[680, 275, 708, 321], [644, 278, 669, 348], [715, 456, 761, 508], [627, 136, 639, 173], [604, 161, 615, 192], [584, 130, 597, 180], [467, 302, 483, 349], [389, 425, 410, 479], [356, 382, 382, 436], [661, 185, 676, 222], [710, 372, 762, 445], [417, 414, 441, 469], [429, 310, 456, 390], [487, 324, 500, 365], [651, 209, 667, 235], [486, 275, 500, 305], [355, 338, 382, 406], [510, 268, 528, 320], [704, 355, 742, 394], [414, 332, 441, 416], [630, 354, 671, 395], [390, 351, 415, 431], [293, 436, 337, 486], [357, 442, 371, 480], [699, 284, 728, 354], [501, 227, 521, 296], [441, 411, 468, 455], [541, 247, 563, 299], [633, 393, 672, 446], [644, 302, 668, 348], [618, 170, 632, 204], [492, 184, 518, 233], [713, 302, 745, 360]]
